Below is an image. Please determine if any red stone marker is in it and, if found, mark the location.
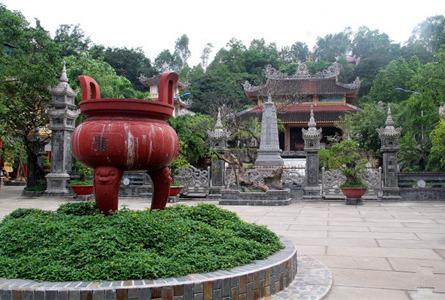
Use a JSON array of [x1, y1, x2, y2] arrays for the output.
[[72, 72, 180, 213]]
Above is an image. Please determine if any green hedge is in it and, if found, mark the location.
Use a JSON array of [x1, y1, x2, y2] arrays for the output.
[[0, 203, 282, 281]]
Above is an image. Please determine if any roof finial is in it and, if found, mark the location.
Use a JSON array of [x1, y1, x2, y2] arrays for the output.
[[385, 106, 395, 127], [215, 107, 223, 128], [60, 61, 68, 83], [308, 105, 316, 128]]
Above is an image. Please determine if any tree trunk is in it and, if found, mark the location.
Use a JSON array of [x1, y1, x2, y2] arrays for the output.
[[24, 138, 45, 188]]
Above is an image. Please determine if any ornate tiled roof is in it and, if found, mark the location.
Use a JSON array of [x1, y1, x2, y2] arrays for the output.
[[239, 103, 359, 124], [243, 63, 360, 99]]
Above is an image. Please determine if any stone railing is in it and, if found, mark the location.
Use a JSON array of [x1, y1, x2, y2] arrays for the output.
[[399, 172, 445, 200]]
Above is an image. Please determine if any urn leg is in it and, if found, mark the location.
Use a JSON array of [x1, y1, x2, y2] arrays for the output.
[[149, 167, 172, 210], [94, 166, 123, 214]]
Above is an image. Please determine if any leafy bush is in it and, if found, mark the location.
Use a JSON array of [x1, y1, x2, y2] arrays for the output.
[[69, 179, 93, 186], [0, 204, 282, 281], [57, 201, 99, 216]]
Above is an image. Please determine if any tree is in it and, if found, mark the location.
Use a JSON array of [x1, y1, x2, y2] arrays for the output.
[[410, 47, 445, 106], [396, 95, 439, 171], [314, 29, 351, 62], [168, 114, 213, 166], [188, 65, 249, 114], [64, 53, 149, 100], [154, 49, 178, 72], [368, 57, 420, 103], [174, 34, 191, 70], [279, 41, 309, 65], [428, 119, 445, 171], [407, 15, 445, 56], [200, 42, 213, 69], [54, 24, 90, 56], [0, 4, 62, 188], [337, 102, 386, 157], [352, 26, 401, 95], [102, 47, 157, 91]]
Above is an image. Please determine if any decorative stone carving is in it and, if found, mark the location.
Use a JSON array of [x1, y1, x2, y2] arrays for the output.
[[45, 63, 79, 195], [255, 95, 284, 167], [377, 107, 402, 200], [265, 62, 341, 80], [176, 165, 209, 197], [302, 108, 322, 200]]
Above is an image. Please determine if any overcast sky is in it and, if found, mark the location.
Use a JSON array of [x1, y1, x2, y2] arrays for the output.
[[2, 0, 444, 66]]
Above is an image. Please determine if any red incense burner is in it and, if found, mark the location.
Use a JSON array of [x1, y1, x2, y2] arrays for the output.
[[72, 72, 179, 213]]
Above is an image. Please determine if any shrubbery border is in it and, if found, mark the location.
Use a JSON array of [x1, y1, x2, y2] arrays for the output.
[[0, 237, 296, 300]]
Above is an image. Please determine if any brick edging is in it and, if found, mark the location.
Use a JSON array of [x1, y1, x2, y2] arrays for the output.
[[0, 237, 297, 300]]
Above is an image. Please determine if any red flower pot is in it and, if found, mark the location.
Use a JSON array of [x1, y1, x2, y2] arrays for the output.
[[71, 185, 94, 196], [72, 73, 179, 214], [169, 186, 183, 197], [341, 187, 367, 205]]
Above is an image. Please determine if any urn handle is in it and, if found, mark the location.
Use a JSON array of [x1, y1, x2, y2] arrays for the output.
[[78, 75, 101, 101], [158, 72, 178, 106]]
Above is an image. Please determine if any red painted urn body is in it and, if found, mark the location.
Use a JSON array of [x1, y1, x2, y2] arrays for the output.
[[72, 72, 179, 213]]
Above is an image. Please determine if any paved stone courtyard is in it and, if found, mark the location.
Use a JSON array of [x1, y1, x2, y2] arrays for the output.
[[1, 186, 445, 299]]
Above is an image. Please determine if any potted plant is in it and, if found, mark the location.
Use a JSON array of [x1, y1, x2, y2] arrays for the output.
[[70, 161, 94, 196], [169, 154, 189, 199], [321, 139, 368, 205]]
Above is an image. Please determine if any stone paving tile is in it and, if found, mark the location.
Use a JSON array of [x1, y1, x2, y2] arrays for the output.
[[312, 255, 392, 271], [325, 286, 410, 300], [377, 239, 445, 249], [409, 289, 445, 300], [288, 225, 370, 232], [387, 258, 445, 274], [369, 226, 445, 233], [328, 231, 418, 240], [288, 237, 379, 247], [330, 268, 417, 290], [416, 233, 445, 241], [328, 246, 443, 260], [293, 245, 326, 256]]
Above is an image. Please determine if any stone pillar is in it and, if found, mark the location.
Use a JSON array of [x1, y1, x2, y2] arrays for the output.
[[255, 95, 284, 167], [207, 108, 231, 198], [45, 63, 79, 195], [377, 107, 401, 200], [302, 108, 322, 200]]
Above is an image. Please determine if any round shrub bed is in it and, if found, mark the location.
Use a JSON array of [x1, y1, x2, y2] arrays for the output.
[[0, 203, 283, 282]]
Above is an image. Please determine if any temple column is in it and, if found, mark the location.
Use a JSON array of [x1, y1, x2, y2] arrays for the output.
[[45, 63, 79, 195], [377, 107, 401, 200], [284, 125, 290, 152], [303, 108, 322, 200]]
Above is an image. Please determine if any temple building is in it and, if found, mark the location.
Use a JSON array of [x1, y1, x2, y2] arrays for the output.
[[139, 75, 194, 117], [240, 62, 361, 157]]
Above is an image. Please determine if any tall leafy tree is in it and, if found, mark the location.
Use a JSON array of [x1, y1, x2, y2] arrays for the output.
[[408, 15, 445, 56], [174, 34, 191, 70], [314, 29, 352, 62], [102, 47, 157, 91], [368, 57, 420, 103], [0, 4, 61, 187], [54, 24, 90, 56], [352, 26, 401, 95]]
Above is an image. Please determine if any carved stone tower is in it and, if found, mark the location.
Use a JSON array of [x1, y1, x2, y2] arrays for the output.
[[45, 63, 79, 195], [302, 108, 322, 200], [255, 95, 284, 167], [208, 108, 231, 197], [377, 107, 401, 200]]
